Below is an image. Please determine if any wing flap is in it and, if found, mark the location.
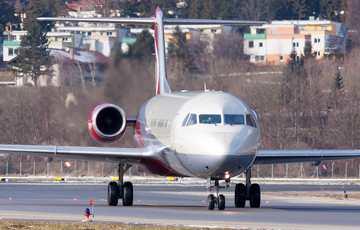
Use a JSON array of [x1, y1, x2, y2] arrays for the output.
[[254, 149, 360, 165], [0, 144, 155, 162]]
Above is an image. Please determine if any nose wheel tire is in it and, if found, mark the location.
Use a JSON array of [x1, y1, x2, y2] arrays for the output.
[[207, 194, 215, 210], [107, 182, 119, 206], [249, 183, 261, 208], [218, 194, 225, 210], [123, 182, 133, 206], [235, 183, 246, 208]]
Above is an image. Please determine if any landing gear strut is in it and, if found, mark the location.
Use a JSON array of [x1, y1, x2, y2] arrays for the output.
[[234, 168, 261, 208], [207, 179, 226, 210], [107, 161, 133, 206]]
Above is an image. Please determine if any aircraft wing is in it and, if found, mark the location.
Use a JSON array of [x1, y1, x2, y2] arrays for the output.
[[0, 144, 155, 162], [254, 149, 360, 165]]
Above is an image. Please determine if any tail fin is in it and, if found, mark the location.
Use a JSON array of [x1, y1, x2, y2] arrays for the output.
[[151, 7, 171, 95], [37, 10, 266, 96]]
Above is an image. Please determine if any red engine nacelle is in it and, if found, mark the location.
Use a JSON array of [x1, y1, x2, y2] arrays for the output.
[[87, 103, 127, 144]]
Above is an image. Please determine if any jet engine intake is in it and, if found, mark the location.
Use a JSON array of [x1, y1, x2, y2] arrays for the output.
[[88, 103, 127, 144]]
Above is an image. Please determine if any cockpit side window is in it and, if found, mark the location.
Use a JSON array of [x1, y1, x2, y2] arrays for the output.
[[199, 114, 221, 124], [225, 114, 244, 125], [187, 113, 197, 126], [246, 114, 257, 128], [182, 113, 190, 127]]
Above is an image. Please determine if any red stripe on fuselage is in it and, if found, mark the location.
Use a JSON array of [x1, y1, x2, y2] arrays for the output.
[[135, 115, 146, 148]]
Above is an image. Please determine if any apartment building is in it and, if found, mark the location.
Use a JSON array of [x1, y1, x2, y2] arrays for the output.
[[244, 18, 348, 65]]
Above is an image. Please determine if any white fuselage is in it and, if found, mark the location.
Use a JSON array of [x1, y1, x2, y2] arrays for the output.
[[134, 91, 260, 179]]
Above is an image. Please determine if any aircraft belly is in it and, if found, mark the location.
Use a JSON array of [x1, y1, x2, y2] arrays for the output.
[[175, 151, 256, 179]]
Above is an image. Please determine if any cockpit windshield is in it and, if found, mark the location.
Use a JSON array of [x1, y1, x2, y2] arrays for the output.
[[199, 114, 221, 124], [224, 114, 245, 125]]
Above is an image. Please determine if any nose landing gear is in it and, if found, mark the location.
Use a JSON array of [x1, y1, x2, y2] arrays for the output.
[[207, 179, 226, 210], [234, 168, 261, 208], [107, 161, 133, 206]]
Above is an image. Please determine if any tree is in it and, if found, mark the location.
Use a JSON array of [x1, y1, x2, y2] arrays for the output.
[[0, 0, 17, 35], [333, 70, 345, 108], [303, 40, 313, 59], [239, 0, 272, 21], [167, 26, 197, 74], [126, 30, 155, 59]]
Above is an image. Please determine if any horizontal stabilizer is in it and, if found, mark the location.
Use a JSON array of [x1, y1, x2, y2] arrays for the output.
[[37, 17, 267, 26]]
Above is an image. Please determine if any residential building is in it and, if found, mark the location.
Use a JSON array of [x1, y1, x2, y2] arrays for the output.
[[244, 18, 348, 65], [56, 26, 129, 56], [2, 30, 83, 62], [7, 48, 110, 87]]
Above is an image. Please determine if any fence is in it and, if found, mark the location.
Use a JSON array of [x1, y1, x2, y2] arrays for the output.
[[0, 158, 358, 178]]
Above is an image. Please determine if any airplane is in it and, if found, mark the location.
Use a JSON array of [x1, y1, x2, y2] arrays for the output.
[[1, 7, 360, 210]]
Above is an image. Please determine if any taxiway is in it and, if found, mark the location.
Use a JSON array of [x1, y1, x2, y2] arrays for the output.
[[0, 183, 360, 229]]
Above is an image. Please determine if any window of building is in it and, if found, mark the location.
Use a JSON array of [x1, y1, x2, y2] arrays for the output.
[[8, 48, 13, 56], [62, 37, 68, 42], [255, 55, 265, 62], [259, 42, 263, 47], [107, 31, 113, 36], [249, 41, 254, 48], [271, 28, 276, 34], [296, 56, 300, 61], [14, 48, 19, 54], [321, 25, 328, 30], [293, 42, 295, 48], [314, 38, 320, 43], [314, 51, 321, 57], [280, 55, 284, 62], [211, 29, 217, 33], [296, 42, 299, 47], [87, 32, 92, 36]]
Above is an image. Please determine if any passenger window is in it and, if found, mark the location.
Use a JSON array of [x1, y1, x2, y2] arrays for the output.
[[225, 114, 244, 125], [187, 114, 197, 126], [199, 114, 221, 124], [246, 114, 256, 128], [182, 114, 190, 127]]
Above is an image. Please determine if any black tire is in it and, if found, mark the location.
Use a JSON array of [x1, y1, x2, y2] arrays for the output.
[[249, 183, 261, 208], [234, 183, 246, 208], [122, 182, 133, 206], [218, 194, 225, 210], [108, 182, 119, 206], [207, 194, 215, 210]]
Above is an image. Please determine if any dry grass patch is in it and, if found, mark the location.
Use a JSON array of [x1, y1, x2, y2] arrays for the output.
[[0, 220, 261, 230]]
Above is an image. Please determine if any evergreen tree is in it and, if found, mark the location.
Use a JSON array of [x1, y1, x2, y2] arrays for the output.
[[167, 26, 197, 73], [333, 70, 345, 108], [126, 30, 155, 59], [303, 40, 313, 59], [292, 0, 307, 19], [10, 0, 67, 86], [0, 0, 17, 35]]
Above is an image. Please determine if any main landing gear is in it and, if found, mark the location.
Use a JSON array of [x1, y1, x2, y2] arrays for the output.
[[206, 168, 261, 210], [234, 168, 261, 208], [107, 161, 133, 206]]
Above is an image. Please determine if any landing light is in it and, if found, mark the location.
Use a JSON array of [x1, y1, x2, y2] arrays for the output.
[[225, 172, 230, 179]]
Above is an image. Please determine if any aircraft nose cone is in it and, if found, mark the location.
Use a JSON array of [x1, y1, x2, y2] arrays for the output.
[[210, 132, 244, 155]]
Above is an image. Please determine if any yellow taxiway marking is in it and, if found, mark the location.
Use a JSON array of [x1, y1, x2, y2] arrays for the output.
[[0, 212, 359, 229]]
